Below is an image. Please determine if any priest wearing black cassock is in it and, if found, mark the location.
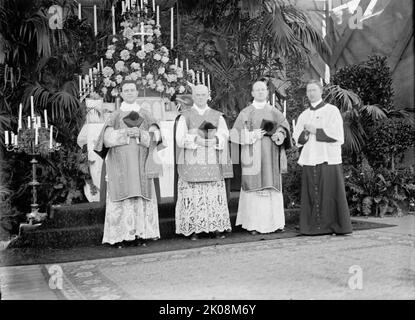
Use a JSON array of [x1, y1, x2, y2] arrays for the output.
[[293, 80, 352, 236]]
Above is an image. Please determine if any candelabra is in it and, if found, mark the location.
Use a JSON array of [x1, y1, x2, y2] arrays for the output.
[[6, 121, 61, 226]]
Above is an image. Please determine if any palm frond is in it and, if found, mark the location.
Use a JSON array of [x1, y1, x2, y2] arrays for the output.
[[360, 104, 387, 121], [324, 85, 361, 113]]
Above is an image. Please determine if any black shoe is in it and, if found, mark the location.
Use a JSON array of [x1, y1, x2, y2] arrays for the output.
[[214, 231, 226, 239]]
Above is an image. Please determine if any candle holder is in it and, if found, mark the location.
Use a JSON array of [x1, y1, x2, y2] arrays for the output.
[[6, 124, 61, 228]]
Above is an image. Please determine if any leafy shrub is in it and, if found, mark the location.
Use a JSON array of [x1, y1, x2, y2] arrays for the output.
[[332, 55, 394, 110], [364, 118, 415, 169]]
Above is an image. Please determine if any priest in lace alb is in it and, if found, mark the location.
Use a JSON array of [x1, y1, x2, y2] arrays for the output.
[[94, 80, 165, 247], [174, 84, 233, 240]]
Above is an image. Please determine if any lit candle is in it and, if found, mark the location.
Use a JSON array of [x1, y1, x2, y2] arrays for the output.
[[30, 96, 34, 118], [112, 6, 116, 35], [35, 127, 38, 145], [15, 133, 18, 146], [180, 60, 184, 69], [4, 130, 9, 145], [27, 116, 31, 129], [283, 100, 287, 116], [170, 7, 174, 49], [82, 79, 86, 91], [11, 132, 14, 145], [37, 116, 41, 128], [186, 59, 189, 72], [156, 6, 160, 25], [207, 74, 211, 91], [49, 125, 53, 149], [175, 58, 178, 67], [292, 119, 296, 132], [79, 75, 82, 92], [89, 68, 93, 80], [78, 3, 81, 20], [100, 58, 104, 71], [196, 71, 200, 84], [272, 93, 275, 107], [122, 1, 125, 14], [201, 70, 205, 85], [93, 5, 97, 36], [141, 0, 144, 10], [44, 109, 48, 129], [191, 71, 195, 84], [18, 103, 22, 130], [152, 0, 155, 11]]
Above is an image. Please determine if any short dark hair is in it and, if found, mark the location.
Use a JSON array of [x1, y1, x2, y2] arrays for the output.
[[306, 79, 323, 90], [120, 80, 139, 91]]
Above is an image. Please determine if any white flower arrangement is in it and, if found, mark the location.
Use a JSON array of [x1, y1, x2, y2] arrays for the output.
[[96, 8, 194, 102]]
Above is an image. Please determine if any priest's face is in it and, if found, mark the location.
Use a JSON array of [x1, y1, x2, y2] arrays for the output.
[[251, 82, 268, 103], [306, 83, 323, 103], [121, 83, 139, 104], [192, 85, 209, 108]]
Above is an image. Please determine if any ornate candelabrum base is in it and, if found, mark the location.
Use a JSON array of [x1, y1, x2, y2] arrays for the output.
[[6, 124, 61, 235]]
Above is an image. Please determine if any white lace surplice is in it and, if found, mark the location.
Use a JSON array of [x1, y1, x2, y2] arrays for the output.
[[236, 188, 285, 233], [175, 178, 231, 236], [102, 182, 160, 244]]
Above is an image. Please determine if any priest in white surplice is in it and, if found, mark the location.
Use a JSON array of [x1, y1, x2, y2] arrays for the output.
[[94, 80, 165, 247], [175, 84, 233, 240], [230, 80, 291, 234]]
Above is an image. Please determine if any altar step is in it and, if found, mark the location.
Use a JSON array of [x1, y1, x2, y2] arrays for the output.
[[7, 194, 300, 249]]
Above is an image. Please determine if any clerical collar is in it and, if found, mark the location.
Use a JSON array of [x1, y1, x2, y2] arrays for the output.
[[120, 101, 141, 112], [310, 99, 325, 111], [252, 100, 267, 109], [193, 104, 209, 115]]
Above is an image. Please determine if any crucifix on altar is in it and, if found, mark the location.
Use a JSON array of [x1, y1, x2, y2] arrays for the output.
[[133, 22, 152, 50]]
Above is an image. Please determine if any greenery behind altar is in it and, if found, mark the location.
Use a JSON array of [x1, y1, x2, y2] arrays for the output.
[[1, 0, 414, 239]]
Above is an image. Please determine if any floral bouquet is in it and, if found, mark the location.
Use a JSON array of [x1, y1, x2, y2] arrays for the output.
[[98, 9, 193, 102]]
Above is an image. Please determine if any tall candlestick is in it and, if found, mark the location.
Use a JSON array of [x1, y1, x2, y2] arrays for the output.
[[93, 5, 97, 36], [207, 74, 211, 91], [44, 109, 48, 129], [201, 70, 205, 85], [78, 3, 81, 20], [112, 6, 116, 35], [49, 125, 53, 149], [35, 127, 38, 145], [4, 130, 8, 145], [27, 116, 31, 129], [30, 96, 34, 118], [156, 6, 160, 25], [186, 59, 189, 72], [170, 7, 174, 49], [18, 103, 22, 130]]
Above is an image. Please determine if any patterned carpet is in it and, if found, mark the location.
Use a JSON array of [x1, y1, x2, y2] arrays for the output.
[[12, 228, 412, 300]]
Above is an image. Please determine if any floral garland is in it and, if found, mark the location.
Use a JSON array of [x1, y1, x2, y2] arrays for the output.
[[98, 9, 193, 101]]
